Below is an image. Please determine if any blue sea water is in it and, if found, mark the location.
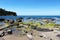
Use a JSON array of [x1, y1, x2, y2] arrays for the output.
[[0, 16, 60, 24], [0, 16, 60, 19]]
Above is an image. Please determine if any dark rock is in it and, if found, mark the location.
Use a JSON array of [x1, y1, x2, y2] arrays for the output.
[[56, 34, 60, 37], [32, 26, 37, 29], [0, 32, 5, 37], [7, 30, 12, 34], [50, 38, 52, 40], [16, 17, 23, 22], [0, 19, 5, 22], [40, 35, 43, 37]]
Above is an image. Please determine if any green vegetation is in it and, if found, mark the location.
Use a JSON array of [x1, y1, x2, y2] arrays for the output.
[[0, 8, 17, 16]]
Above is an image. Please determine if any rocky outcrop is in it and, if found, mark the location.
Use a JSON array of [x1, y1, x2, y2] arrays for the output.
[[0, 8, 17, 16], [0, 19, 5, 22]]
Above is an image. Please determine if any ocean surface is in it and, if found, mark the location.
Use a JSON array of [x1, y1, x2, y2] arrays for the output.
[[0, 16, 60, 24], [0, 16, 60, 19]]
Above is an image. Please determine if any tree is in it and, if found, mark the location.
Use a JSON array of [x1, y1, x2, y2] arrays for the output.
[[0, 8, 17, 16]]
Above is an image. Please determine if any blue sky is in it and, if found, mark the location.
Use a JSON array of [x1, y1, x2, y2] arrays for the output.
[[0, 0, 60, 15]]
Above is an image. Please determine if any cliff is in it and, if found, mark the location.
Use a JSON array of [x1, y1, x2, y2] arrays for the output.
[[0, 8, 17, 16]]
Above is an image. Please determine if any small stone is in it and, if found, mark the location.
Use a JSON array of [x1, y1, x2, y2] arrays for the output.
[[50, 38, 52, 40]]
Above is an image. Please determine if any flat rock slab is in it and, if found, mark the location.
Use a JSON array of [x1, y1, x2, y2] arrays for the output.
[[0, 38, 5, 40], [3, 35, 28, 40], [2, 30, 60, 40]]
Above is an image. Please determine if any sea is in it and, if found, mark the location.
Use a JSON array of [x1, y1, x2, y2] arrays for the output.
[[0, 16, 60, 19], [0, 16, 60, 24]]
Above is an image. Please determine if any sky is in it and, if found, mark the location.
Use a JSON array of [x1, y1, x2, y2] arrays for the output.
[[0, 0, 60, 15]]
